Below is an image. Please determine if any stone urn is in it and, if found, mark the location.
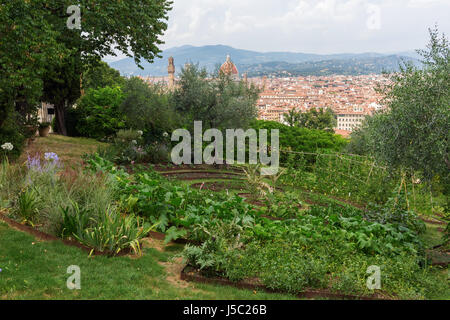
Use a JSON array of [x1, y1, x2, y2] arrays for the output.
[[38, 123, 51, 137]]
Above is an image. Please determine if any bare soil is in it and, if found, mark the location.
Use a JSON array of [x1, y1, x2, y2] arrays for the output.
[[191, 182, 246, 192]]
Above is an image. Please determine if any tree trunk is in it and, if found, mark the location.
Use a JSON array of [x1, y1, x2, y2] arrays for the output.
[[54, 101, 67, 136], [444, 154, 450, 170]]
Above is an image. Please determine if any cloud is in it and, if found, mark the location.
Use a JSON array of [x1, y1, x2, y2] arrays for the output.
[[158, 0, 450, 53]]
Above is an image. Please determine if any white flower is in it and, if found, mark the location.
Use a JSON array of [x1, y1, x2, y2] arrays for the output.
[[137, 130, 143, 136], [163, 132, 169, 138], [132, 140, 138, 145], [1, 143, 13, 151]]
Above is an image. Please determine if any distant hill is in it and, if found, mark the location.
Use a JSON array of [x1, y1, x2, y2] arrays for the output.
[[242, 55, 420, 77], [108, 45, 420, 77]]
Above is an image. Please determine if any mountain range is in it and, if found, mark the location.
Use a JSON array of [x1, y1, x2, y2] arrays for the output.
[[108, 45, 421, 77]]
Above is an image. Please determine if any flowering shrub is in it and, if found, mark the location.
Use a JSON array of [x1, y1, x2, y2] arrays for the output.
[[44, 152, 59, 162], [26, 154, 41, 171], [1, 143, 13, 151], [0, 113, 26, 161], [1, 142, 14, 163], [27, 153, 61, 173], [99, 129, 149, 164]]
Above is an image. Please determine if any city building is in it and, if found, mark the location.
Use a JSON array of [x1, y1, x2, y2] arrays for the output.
[[254, 74, 388, 135], [219, 55, 239, 80]]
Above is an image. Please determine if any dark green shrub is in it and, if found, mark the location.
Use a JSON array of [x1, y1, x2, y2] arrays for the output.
[[75, 86, 125, 140], [251, 120, 348, 165], [120, 77, 179, 144], [0, 112, 26, 161], [144, 142, 170, 164]]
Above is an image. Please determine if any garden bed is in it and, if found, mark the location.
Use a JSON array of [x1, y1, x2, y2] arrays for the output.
[[148, 230, 200, 246], [0, 212, 132, 257], [153, 164, 243, 173], [190, 182, 247, 192], [426, 248, 450, 267], [162, 172, 244, 181], [298, 189, 367, 210], [161, 170, 243, 176], [420, 217, 447, 226], [180, 265, 388, 301]]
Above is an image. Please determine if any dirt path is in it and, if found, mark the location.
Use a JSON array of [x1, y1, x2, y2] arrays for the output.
[[142, 238, 195, 290]]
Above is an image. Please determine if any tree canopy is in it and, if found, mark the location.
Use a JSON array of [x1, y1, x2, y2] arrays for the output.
[[82, 61, 126, 91], [283, 108, 337, 132], [348, 27, 449, 184], [0, 0, 66, 159], [120, 77, 176, 143], [1, 0, 172, 136], [172, 65, 260, 132]]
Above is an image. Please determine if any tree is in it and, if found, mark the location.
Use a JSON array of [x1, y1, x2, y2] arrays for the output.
[[82, 61, 126, 91], [119, 77, 177, 143], [41, 0, 173, 135], [172, 65, 260, 132], [286, 108, 337, 132], [348, 26, 450, 210], [251, 120, 348, 164], [0, 0, 65, 158], [283, 109, 301, 127], [42, 55, 83, 136], [353, 27, 449, 178], [75, 86, 125, 139]]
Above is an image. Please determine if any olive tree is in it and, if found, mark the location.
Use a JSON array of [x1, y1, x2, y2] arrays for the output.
[[172, 64, 260, 132], [349, 27, 449, 211]]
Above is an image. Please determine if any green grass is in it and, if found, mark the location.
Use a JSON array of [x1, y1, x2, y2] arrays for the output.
[[20, 134, 107, 167], [0, 222, 297, 300]]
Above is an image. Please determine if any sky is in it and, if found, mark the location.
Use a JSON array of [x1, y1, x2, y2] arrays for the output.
[[105, 0, 450, 61]]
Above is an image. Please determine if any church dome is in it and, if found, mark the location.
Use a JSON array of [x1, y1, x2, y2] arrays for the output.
[[220, 55, 239, 78]]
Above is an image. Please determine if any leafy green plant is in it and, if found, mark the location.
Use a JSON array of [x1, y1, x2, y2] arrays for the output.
[[182, 217, 252, 276], [74, 208, 156, 256], [243, 164, 273, 198], [59, 201, 92, 239], [15, 187, 40, 226], [164, 226, 187, 245], [365, 191, 426, 234], [38, 122, 51, 129]]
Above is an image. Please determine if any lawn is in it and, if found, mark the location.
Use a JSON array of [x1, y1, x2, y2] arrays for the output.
[[19, 134, 108, 167], [0, 222, 297, 300]]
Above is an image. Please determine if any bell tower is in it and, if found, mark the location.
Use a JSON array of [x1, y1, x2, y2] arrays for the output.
[[168, 56, 175, 90]]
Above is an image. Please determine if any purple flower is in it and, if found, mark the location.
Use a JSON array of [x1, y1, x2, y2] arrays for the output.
[[44, 152, 59, 162], [27, 152, 61, 174], [27, 155, 42, 172]]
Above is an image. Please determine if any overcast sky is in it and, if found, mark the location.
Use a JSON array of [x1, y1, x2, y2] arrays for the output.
[[106, 0, 450, 61]]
